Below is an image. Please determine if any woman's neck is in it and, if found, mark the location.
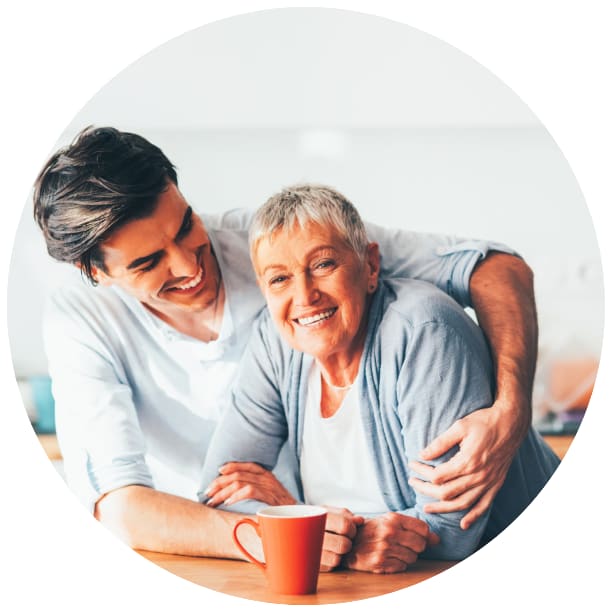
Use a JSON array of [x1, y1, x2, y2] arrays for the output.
[[318, 353, 361, 390], [317, 305, 369, 389]]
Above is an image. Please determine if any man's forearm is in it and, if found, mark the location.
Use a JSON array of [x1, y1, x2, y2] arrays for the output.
[[94, 485, 250, 558], [469, 252, 538, 437]]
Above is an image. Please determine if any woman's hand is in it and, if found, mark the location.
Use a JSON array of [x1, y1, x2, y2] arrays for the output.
[[342, 513, 439, 574], [203, 462, 297, 507], [320, 507, 364, 572], [408, 400, 528, 529]]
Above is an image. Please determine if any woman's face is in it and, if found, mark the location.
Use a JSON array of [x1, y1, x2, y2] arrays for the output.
[[253, 222, 380, 364]]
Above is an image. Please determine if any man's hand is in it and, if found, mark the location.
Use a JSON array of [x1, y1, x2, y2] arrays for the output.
[[320, 507, 364, 572], [409, 399, 528, 529], [342, 513, 439, 574], [203, 462, 297, 507], [421, 251, 535, 529]]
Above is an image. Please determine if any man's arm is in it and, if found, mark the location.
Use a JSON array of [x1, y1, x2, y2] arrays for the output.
[[94, 485, 251, 558], [471, 252, 536, 435], [43, 288, 253, 557], [365, 223, 538, 525], [410, 252, 536, 528]]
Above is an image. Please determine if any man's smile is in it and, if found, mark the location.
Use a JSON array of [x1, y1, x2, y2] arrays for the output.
[[166, 266, 204, 292]]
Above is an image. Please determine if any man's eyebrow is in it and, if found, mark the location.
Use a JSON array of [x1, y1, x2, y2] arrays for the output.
[[126, 207, 193, 271]]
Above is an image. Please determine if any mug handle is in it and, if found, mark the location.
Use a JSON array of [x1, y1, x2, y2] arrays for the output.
[[233, 518, 266, 571]]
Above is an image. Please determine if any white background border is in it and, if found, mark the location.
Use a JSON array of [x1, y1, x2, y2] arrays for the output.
[[2, 2, 609, 610]]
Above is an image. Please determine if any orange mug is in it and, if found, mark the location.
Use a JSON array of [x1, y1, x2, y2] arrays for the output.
[[232, 505, 327, 595]]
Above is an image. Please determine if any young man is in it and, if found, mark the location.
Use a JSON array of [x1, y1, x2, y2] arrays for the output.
[[33, 126, 538, 568]]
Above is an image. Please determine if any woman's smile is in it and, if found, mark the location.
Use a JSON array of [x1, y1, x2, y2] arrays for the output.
[[294, 307, 338, 327]]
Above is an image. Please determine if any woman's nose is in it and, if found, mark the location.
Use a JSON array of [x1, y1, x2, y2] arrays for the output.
[[294, 273, 320, 306]]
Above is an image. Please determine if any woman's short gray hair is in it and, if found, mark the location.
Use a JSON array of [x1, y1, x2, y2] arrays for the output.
[[249, 184, 369, 262]]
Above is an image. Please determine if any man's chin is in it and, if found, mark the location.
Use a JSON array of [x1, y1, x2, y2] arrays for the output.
[[171, 291, 220, 312]]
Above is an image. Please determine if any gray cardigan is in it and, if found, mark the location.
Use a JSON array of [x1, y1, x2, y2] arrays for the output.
[[200, 279, 560, 560]]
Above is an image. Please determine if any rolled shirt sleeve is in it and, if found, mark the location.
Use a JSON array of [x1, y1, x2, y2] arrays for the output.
[[365, 221, 518, 308], [43, 289, 154, 513]]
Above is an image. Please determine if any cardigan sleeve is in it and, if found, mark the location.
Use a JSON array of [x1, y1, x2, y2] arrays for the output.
[[391, 314, 495, 560], [197, 314, 293, 513]]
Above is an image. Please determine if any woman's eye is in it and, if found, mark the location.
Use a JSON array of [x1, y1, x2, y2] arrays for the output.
[[269, 275, 288, 286], [314, 259, 335, 271]]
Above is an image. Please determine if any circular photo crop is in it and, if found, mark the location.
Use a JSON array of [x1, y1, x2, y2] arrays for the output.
[[6, 6, 605, 607]]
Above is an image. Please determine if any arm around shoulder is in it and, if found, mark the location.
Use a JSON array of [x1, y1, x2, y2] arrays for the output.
[[470, 251, 537, 430], [413, 252, 537, 527], [397, 311, 496, 559]]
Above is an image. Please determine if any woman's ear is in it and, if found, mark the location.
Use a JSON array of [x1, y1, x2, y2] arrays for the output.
[[365, 242, 380, 293]]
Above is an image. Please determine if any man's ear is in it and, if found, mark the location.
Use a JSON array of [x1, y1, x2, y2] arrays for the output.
[[92, 265, 113, 286], [365, 242, 381, 293], [75, 262, 111, 286]]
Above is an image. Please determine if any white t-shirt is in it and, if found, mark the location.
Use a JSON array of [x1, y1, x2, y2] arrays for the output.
[[300, 363, 388, 514]]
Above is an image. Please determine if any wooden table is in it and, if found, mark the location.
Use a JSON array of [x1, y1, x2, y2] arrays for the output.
[[133, 436, 574, 603], [138, 551, 456, 604], [542, 434, 573, 460], [37, 433, 62, 460], [37, 434, 575, 462], [40, 433, 572, 602]]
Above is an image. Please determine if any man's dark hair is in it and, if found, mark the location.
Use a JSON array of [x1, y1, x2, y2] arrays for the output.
[[33, 126, 178, 284]]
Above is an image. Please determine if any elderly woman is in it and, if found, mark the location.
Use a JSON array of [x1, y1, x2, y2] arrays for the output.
[[199, 184, 559, 572]]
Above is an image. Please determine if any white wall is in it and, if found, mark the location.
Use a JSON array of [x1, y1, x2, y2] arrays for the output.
[[7, 8, 604, 418]]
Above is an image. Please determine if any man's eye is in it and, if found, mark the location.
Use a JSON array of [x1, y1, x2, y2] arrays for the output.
[[269, 275, 288, 286], [177, 216, 194, 238], [138, 259, 159, 273]]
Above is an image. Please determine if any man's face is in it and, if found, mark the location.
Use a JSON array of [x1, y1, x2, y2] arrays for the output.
[[94, 182, 222, 320]]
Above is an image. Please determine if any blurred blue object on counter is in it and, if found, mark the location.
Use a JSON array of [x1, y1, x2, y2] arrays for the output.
[[29, 376, 55, 434]]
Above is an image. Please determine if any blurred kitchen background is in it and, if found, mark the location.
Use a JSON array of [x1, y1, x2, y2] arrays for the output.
[[7, 9, 603, 447]]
